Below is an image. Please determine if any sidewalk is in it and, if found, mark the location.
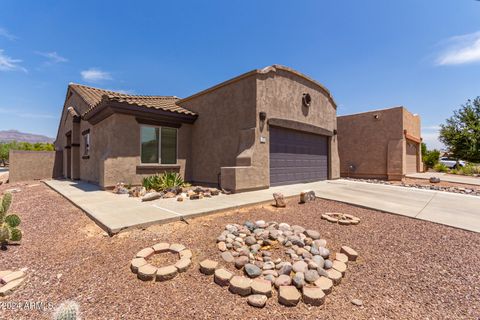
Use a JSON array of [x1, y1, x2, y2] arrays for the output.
[[406, 172, 480, 186], [44, 178, 480, 235]]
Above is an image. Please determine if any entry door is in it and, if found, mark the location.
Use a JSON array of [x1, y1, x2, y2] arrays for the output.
[[269, 126, 329, 186], [406, 140, 418, 174]]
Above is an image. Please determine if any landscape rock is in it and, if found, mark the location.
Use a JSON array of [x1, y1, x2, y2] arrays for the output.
[[340, 246, 359, 261], [234, 256, 249, 269], [214, 268, 233, 286], [179, 249, 193, 260], [299, 190, 316, 204], [274, 274, 292, 288], [135, 247, 154, 259], [0, 278, 25, 297], [169, 243, 186, 253], [141, 192, 163, 202], [130, 258, 147, 273], [174, 258, 191, 273], [292, 261, 308, 273], [247, 294, 268, 308], [305, 269, 320, 283], [156, 265, 178, 281], [326, 268, 342, 285], [292, 272, 305, 289], [199, 259, 218, 275], [229, 276, 251, 296], [351, 298, 363, 306], [278, 286, 301, 306], [302, 287, 325, 306], [137, 264, 157, 281], [273, 193, 286, 207], [251, 278, 272, 297], [152, 242, 170, 253], [244, 264, 262, 278], [221, 251, 235, 263], [304, 229, 320, 240], [314, 276, 333, 294]]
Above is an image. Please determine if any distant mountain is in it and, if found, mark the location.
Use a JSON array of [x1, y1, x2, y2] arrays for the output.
[[0, 130, 54, 143]]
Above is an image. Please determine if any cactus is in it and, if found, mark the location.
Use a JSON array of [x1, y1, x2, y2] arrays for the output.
[[0, 192, 12, 218], [0, 192, 22, 250], [53, 301, 80, 320]]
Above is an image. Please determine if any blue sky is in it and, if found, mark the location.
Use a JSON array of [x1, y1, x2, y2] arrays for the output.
[[1, 0, 479, 149]]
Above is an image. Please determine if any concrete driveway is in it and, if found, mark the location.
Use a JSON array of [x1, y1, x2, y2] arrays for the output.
[[44, 178, 480, 235], [407, 172, 480, 186], [314, 180, 480, 233]]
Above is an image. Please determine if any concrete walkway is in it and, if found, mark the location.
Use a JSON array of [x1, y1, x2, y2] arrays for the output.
[[44, 178, 480, 235], [44, 179, 324, 235], [407, 172, 480, 186]]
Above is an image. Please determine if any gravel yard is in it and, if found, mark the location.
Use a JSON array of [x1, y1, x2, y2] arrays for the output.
[[1, 182, 479, 320]]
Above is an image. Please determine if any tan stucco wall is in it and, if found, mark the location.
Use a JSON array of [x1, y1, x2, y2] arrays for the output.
[[179, 75, 258, 187], [337, 106, 422, 180], [9, 150, 62, 182], [179, 67, 339, 192], [95, 113, 191, 188]]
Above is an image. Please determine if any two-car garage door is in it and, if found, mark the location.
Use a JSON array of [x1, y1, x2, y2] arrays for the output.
[[269, 126, 329, 186]]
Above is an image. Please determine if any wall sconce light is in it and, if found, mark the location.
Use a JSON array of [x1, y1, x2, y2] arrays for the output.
[[302, 93, 312, 107], [333, 129, 338, 135], [259, 111, 267, 121], [373, 114, 380, 120]]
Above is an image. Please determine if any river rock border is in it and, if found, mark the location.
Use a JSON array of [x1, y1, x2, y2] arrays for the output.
[[200, 221, 359, 308], [321, 212, 361, 225], [130, 243, 192, 281]]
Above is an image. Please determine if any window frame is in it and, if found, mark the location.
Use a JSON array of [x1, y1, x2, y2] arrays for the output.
[[139, 124, 178, 165], [82, 131, 90, 158]]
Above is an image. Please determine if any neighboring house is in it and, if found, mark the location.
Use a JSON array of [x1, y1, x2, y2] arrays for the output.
[[54, 65, 340, 192], [337, 106, 423, 180]]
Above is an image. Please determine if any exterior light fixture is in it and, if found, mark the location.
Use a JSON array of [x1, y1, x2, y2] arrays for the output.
[[259, 111, 267, 121], [302, 93, 312, 107]]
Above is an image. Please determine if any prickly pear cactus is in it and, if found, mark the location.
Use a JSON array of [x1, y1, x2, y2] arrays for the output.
[[53, 301, 80, 320]]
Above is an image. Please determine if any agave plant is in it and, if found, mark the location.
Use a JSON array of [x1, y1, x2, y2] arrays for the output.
[[159, 172, 184, 190], [142, 172, 185, 191], [0, 192, 22, 250]]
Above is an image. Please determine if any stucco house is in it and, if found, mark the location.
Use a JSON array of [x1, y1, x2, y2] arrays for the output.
[[337, 106, 423, 180], [54, 65, 340, 192]]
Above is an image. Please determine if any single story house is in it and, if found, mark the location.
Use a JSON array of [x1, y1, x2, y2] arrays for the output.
[[54, 65, 340, 192], [337, 106, 423, 180]]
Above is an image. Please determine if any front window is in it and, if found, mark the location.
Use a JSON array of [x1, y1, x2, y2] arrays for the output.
[[83, 132, 90, 157], [140, 125, 177, 164]]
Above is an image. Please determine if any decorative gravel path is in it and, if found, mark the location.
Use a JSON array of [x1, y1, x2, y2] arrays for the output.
[[0, 182, 479, 319]]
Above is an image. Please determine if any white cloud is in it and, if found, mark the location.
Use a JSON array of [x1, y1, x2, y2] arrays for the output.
[[0, 49, 27, 73], [80, 68, 112, 82], [36, 51, 68, 64], [436, 31, 480, 65], [422, 125, 444, 150], [0, 107, 56, 119], [0, 27, 16, 41]]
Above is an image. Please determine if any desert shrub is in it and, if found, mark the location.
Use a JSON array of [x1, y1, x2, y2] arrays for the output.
[[433, 163, 449, 173], [423, 149, 440, 169], [142, 172, 184, 191], [458, 163, 480, 176]]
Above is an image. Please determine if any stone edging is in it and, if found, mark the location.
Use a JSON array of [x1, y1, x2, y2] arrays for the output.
[[0, 270, 27, 296], [130, 243, 192, 281], [321, 212, 361, 225]]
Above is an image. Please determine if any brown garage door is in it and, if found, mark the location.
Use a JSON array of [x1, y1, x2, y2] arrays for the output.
[[269, 126, 328, 186], [406, 140, 418, 174]]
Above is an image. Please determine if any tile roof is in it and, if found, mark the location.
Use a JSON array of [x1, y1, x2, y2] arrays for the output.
[[69, 84, 196, 117]]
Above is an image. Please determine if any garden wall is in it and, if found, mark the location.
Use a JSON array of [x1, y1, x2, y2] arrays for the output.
[[9, 150, 63, 182]]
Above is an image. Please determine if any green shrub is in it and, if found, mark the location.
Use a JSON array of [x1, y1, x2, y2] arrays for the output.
[[423, 149, 440, 169], [458, 164, 480, 176], [0, 192, 23, 249], [142, 172, 185, 191], [433, 163, 449, 173]]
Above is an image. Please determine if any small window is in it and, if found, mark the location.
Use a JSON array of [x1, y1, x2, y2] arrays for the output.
[[140, 125, 177, 164], [83, 132, 90, 157]]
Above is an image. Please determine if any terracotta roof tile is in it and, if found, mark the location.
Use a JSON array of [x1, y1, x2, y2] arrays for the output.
[[69, 84, 196, 117]]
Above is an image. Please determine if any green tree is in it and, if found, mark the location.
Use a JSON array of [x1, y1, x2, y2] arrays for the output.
[[0, 141, 54, 166], [439, 97, 480, 162], [421, 142, 440, 169]]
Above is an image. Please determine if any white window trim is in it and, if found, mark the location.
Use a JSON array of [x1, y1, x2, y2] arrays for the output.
[[140, 124, 178, 165]]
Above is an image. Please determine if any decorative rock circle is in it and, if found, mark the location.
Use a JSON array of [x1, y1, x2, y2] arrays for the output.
[[130, 242, 192, 281], [205, 221, 359, 308]]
